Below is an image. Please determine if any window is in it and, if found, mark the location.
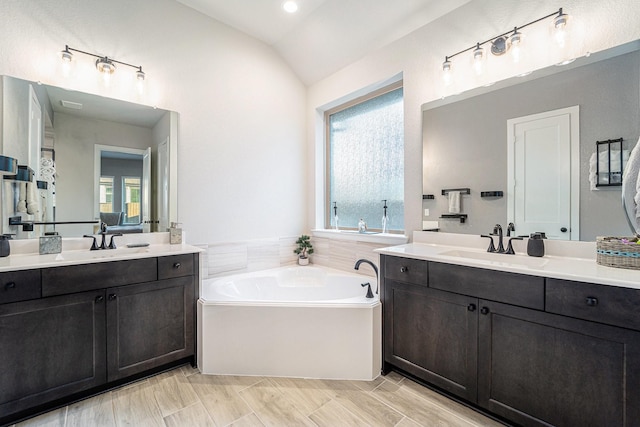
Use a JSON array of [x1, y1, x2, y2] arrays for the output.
[[326, 83, 404, 231], [99, 176, 114, 213], [122, 177, 141, 224]]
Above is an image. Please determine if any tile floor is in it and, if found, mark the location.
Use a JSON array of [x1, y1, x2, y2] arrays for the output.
[[13, 365, 504, 427]]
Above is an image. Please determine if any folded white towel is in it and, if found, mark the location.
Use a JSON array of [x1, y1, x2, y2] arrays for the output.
[[16, 182, 27, 213], [26, 180, 41, 220], [448, 191, 461, 214]]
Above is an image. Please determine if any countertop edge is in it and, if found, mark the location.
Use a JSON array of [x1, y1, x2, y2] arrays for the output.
[[376, 243, 640, 291]]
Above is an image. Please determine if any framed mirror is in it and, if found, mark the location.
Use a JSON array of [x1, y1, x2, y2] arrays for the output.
[[422, 40, 640, 241], [0, 75, 178, 238]]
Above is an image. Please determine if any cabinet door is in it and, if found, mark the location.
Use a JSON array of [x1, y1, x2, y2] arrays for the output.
[[0, 291, 106, 421], [478, 300, 640, 427], [384, 279, 478, 401], [106, 276, 194, 381]]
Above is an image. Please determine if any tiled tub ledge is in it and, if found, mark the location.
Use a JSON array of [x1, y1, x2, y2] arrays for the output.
[[312, 229, 408, 245]]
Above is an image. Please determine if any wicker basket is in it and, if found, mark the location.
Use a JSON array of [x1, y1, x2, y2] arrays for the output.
[[596, 236, 640, 270]]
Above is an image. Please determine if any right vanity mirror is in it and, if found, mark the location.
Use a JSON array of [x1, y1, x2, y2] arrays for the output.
[[422, 40, 640, 241]]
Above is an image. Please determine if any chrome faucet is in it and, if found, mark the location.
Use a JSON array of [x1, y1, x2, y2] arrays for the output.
[[354, 259, 379, 295]]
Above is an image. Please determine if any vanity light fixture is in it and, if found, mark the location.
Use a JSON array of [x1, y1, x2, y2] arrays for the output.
[[440, 8, 569, 84], [59, 45, 146, 85]]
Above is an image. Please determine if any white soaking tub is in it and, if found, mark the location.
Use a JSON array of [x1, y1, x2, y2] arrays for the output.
[[197, 265, 381, 380]]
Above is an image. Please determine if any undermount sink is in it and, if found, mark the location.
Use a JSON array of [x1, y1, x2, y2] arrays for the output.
[[439, 249, 548, 268]]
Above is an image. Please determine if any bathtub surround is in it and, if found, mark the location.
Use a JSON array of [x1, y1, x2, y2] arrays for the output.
[[197, 232, 404, 280]]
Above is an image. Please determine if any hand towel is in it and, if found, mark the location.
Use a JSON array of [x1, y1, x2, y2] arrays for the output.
[[448, 191, 460, 214], [16, 182, 27, 213], [26, 180, 41, 220]]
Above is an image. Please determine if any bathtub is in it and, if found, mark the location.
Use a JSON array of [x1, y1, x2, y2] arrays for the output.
[[197, 265, 381, 380]]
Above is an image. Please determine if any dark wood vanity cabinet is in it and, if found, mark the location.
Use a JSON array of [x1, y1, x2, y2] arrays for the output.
[[381, 254, 640, 427], [0, 253, 198, 425]]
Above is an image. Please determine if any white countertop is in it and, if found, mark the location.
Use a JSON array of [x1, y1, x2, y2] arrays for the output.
[[375, 232, 640, 290], [0, 233, 203, 272]]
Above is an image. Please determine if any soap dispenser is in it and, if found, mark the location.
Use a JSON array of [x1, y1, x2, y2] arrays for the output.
[[0, 234, 11, 257], [527, 233, 545, 257]]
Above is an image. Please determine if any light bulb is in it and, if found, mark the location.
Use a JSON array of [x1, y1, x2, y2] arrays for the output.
[[473, 44, 484, 76], [553, 9, 569, 48], [509, 29, 523, 63], [442, 58, 452, 86]]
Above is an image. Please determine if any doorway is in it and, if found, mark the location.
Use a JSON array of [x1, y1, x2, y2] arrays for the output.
[[507, 106, 580, 240]]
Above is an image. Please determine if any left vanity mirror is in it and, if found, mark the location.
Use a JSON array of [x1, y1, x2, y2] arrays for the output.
[[0, 75, 178, 239]]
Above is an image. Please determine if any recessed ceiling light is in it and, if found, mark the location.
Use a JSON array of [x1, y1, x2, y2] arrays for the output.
[[282, 1, 298, 13]]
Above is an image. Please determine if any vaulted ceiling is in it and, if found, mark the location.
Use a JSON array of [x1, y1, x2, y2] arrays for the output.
[[174, 0, 471, 85]]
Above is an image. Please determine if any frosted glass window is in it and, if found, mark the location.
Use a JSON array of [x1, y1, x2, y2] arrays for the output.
[[328, 86, 404, 231]]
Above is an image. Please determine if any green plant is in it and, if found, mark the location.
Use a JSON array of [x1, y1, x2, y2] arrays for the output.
[[294, 234, 314, 258]]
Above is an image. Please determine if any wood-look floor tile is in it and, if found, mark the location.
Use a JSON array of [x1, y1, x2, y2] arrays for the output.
[[188, 374, 255, 426], [267, 377, 332, 416], [350, 374, 386, 392], [163, 402, 214, 427], [400, 379, 503, 426], [180, 364, 200, 377], [239, 380, 315, 426], [308, 399, 368, 426], [319, 380, 403, 427], [15, 408, 66, 427], [66, 392, 115, 427], [112, 381, 164, 427], [395, 416, 425, 427], [153, 372, 199, 417], [227, 413, 265, 427], [382, 370, 406, 385], [372, 380, 474, 427]]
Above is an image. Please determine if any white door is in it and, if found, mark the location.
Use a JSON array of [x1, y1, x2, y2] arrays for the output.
[[507, 106, 579, 240]]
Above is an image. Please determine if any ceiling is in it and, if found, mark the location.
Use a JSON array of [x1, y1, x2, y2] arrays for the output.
[[175, 0, 471, 85]]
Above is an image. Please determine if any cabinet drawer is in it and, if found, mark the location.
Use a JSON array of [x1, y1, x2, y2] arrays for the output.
[[384, 256, 428, 285], [158, 254, 195, 280], [429, 262, 544, 310], [0, 269, 41, 304], [546, 278, 640, 331], [42, 258, 157, 297]]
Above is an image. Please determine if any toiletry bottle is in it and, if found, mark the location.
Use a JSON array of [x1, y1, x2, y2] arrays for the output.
[[527, 233, 545, 257], [358, 218, 367, 233], [169, 222, 183, 244], [0, 234, 11, 257]]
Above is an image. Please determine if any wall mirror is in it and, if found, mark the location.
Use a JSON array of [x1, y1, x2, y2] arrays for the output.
[[0, 75, 178, 239], [422, 40, 640, 242]]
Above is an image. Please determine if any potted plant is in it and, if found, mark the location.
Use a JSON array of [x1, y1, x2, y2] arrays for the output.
[[294, 234, 314, 265]]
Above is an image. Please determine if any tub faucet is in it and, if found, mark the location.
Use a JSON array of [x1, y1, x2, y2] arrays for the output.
[[354, 259, 379, 295]]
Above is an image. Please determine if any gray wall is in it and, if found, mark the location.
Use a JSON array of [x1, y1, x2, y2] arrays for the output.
[[423, 50, 640, 241]]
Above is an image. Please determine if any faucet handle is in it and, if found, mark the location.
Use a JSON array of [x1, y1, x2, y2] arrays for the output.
[[506, 237, 523, 255], [109, 233, 123, 249], [480, 235, 496, 252], [83, 235, 99, 251]]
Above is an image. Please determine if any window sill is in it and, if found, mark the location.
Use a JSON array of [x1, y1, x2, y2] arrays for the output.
[[312, 229, 409, 245]]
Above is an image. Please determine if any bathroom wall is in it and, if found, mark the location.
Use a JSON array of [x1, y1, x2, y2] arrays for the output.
[[53, 112, 153, 236], [307, 0, 640, 240], [0, 0, 306, 245]]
